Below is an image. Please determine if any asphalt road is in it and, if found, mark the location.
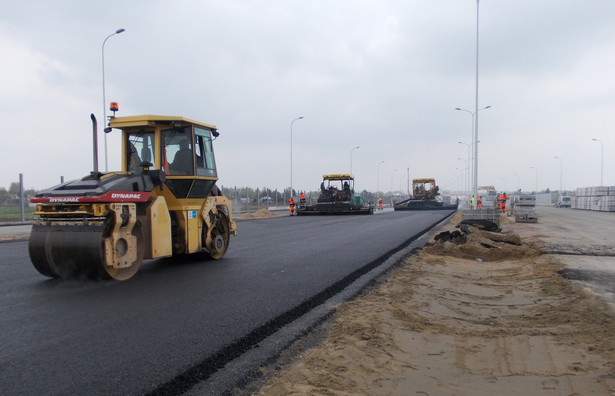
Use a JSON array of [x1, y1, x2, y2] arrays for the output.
[[0, 208, 454, 395]]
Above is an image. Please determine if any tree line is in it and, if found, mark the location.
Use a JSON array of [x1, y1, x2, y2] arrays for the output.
[[0, 183, 37, 205], [1, 182, 383, 207], [220, 186, 381, 206]]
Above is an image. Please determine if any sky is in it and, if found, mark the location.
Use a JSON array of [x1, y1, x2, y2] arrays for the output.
[[2, 0, 614, 195]]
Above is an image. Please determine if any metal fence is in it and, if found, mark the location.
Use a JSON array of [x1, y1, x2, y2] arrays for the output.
[[0, 204, 32, 223]]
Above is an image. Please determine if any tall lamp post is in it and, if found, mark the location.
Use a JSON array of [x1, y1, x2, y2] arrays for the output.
[[473, 0, 481, 209], [530, 166, 538, 194], [592, 138, 604, 186], [102, 28, 125, 172], [290, 116, 304, 199], [350, 146, 360, 174], [455, 0, 487, 209], [554, 156, 562, 192]]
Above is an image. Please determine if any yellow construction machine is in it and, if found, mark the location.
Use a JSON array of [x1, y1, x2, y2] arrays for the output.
[[296, 174, 373, 215], [394, 177, 457, 211], [29, 110, 237, 280]]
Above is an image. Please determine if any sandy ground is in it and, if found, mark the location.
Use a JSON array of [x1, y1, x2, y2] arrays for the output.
[[238, 208, 284, 220], [252, 213, 615, 395], [0, 224, 31, 242]]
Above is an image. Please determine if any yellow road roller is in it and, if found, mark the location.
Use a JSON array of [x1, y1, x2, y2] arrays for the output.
[[29, 110, 237, 280]]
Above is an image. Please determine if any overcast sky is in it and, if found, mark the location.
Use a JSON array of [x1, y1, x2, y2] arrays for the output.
[[2, 1, 614, 194]]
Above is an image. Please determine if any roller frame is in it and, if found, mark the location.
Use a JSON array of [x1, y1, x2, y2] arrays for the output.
[[201, 196, 237, 253], [104, 203, 138, 269]]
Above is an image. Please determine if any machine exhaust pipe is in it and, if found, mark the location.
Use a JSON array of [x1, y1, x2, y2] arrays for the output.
[[91, 113, 99, 176]]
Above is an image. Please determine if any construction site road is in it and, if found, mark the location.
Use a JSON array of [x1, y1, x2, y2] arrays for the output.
[[251, 206, 615, 395], [519, 206, 615, 306], [0, 208, 454, 395]]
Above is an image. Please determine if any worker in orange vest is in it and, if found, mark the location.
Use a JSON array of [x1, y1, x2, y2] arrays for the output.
[[299, 192, 306, 209], [499, 193, 506, 213], [289, 197, 295, 215], [477, 196, 483, 209], [378, 197, 383, 210]]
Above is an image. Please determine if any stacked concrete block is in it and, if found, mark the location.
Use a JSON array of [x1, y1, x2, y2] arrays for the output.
[[574, 187, 615, 212], [461, 208, 500, 227], [513, 194, 537, 223]]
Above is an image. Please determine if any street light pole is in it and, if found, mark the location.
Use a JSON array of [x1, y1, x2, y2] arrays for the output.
[[474, 0, 481, 209], [350, 146, 360, 175], [290, 116, 304, 199], [554, 156, 563, 192], [530, 166, 538, 194], [102, 28, 125, 172], [592, 138, 604, 186]]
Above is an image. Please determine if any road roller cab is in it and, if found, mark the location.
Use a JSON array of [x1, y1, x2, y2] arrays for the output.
[[29, 113, 237, 281]]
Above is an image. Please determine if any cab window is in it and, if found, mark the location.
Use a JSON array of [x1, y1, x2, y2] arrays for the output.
[[162, 127, 194, 176], [195, 127, 217, 178], [127, 132, 155, 174]]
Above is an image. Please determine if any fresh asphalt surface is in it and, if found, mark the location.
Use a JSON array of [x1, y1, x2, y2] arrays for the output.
[[0, 208, 454, 395]]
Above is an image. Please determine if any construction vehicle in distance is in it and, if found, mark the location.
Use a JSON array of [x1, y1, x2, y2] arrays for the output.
[[394, 177, 457, 211], [297, 174, 373, 215], [28, 108, 237, 281]]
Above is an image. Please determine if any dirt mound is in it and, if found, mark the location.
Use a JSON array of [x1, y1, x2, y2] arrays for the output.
[[238, 208, 280, 220], [425, 219, 540, 262]]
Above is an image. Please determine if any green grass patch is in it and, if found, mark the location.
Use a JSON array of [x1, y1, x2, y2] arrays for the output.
[[0, 206, 34, 221]]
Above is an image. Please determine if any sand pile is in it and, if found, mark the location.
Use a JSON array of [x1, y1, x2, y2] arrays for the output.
[[238, 208, 281, 220]]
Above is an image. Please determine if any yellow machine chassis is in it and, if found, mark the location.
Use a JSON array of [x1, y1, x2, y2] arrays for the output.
[[28, 114, 237, 281]]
